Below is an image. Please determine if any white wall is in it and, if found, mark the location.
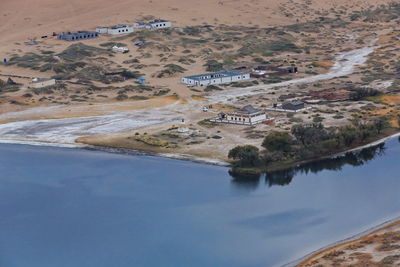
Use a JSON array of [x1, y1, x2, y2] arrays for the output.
[[250, 113, 267, 124], [31, 79, 56, 89], [96, 27, 108, 34], [149, 21, 172, 29], [107, 26, 134, 35]]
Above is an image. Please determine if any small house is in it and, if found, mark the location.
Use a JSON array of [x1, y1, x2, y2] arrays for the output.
[[147, 19, 172, 29], [282, 101, 305, 111], [210, 105, 268, 125], [109, 25, 134, 35], [181, 71, 250, 87], [57, 31, 98, 41], [29, 78, 56, 89]]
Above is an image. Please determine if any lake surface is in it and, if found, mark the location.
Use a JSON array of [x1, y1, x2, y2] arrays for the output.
[[0, 138, 399, 267]]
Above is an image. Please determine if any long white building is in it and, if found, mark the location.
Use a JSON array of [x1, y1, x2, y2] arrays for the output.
[[181, 71, 250, 87], [96, 25, 134, 35]]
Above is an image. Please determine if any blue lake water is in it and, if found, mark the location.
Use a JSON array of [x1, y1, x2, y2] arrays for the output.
[[0, 138, 399, 267]]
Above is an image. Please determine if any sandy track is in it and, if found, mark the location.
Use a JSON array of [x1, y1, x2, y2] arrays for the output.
[[0, 44, 377, 147]]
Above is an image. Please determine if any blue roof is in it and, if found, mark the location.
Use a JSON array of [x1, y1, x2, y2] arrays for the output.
[[184, 70, 248, 81]]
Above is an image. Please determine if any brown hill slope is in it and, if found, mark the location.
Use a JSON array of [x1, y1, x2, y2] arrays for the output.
[[0, 0, 394, 45]]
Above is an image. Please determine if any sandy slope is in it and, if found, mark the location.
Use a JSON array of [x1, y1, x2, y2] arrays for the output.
[[0, 0, 393, 48]]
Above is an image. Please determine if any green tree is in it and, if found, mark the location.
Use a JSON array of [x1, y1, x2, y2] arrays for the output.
[[262, 131, 293, 152], [291, 123, 328, 146], [228, 145, 260, 167], [374, 117, 388, 134]]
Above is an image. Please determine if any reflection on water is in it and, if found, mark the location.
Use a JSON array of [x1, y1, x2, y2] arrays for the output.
[[231, 143, 386, 188]]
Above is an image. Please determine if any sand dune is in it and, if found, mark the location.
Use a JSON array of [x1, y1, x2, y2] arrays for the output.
[[0, 0, 393, 47]]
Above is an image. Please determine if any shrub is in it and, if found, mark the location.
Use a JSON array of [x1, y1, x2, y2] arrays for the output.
[[203, 60, 223, 72], [228, 145, 260, 167], [262, 132, 293, 152], [204, 85, 223, 91]]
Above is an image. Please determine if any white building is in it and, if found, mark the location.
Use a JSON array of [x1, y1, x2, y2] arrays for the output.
[[210, 105, 269, 125], [29, 78, 56, 89], [96, 25, 134, 35], [146, 19, 172, 29], [181, 71, 250, 87], [112, 46, 129, 53], [133, 22, 146, 29], [95, 27, 108, 34]]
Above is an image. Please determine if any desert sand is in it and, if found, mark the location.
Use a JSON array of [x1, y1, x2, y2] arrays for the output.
[[0, 0, 393, 48]]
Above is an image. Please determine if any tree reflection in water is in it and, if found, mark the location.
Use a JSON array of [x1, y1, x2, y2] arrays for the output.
[[230, 143, 386, 189]]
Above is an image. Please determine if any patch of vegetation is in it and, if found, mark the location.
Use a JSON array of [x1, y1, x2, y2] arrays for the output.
[[198, 119, 216, 128], [262, 76, 292, 84], [130, 95, 150, 100], [99, 42, 127, 48], [238, 38, 301, 56], [229, 118, 392, 173], [181, 38, 207, 44], [0, 79, 20, 93], [157, 64, 187, 78], [350, 88, 380, 101], [203, 60, 224, 72], [228, 145, 260, 167], [183, 26, 202, 36], [153, 88, 171, 96], [132, 135, 169, 147], [229, 81, 256, 87], [204, 85, 223, 92], [57, 43, 109, 61]]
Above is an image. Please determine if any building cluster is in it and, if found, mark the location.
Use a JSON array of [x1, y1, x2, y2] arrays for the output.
[[58, 19, 172, 42]]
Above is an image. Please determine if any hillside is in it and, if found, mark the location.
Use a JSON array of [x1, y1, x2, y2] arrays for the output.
[[0, 0, 394, 46]]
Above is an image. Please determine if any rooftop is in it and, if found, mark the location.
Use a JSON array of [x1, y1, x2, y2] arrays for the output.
[[233, 105, 262, 115], [284, 100, 304, 105], [61, 31, 97, 36], [184, 70, 248, 81], [149, 19, 170, 23], [110, 25, 131, 29]]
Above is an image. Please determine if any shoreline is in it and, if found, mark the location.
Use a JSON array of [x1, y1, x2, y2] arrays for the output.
[[0, 130, 399, 169], [288, 216, 400, 267], [0, 138, 230, 167], [231, 129, 400, 175]]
